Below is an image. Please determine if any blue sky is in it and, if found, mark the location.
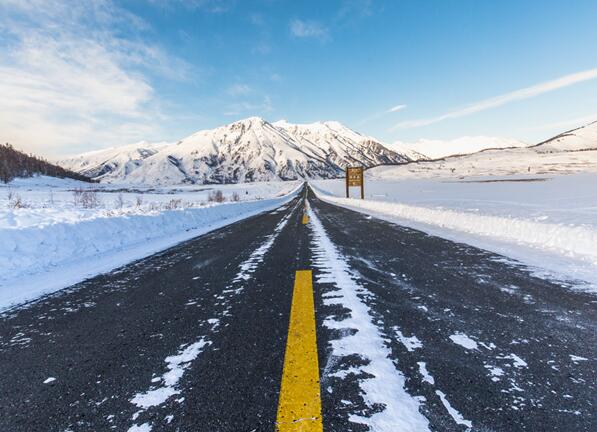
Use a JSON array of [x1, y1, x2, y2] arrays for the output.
[[1, 0, 597, 156]]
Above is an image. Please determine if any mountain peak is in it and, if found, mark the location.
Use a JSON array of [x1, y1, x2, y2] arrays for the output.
[[229, 116, 268, 127]]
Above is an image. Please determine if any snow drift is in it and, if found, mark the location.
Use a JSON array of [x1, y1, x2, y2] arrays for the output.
[[0, 186, 300, 310], [318, 195, 597, 265], [311, 183, 597, 288]]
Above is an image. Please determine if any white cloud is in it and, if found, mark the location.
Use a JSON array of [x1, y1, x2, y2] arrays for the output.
[[523, 113, 597, 133], [252, 42, 271, 55], [388, 104, 407, 113], [148, 0, 232, 13], [391, 68, 597, 130], [0, 0, 190, 156], [290, 19, 328, 39], [223, 96, 273, 116], [356, 103, 407, 126], [227, 84, 253, 96]]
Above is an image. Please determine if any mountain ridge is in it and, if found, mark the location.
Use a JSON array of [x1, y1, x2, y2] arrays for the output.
[[59, 117, 420, 185]]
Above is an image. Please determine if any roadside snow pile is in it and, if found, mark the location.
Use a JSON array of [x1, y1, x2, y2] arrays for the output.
[[0, 179, 300, 309], [311, 174, 597, 289], [315, 191, 597, 266]]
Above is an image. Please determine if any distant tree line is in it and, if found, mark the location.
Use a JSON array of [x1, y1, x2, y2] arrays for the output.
[[0, 143, 95, 183]]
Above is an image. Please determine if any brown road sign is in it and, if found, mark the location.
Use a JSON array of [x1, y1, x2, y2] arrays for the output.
[[345, 166, 364, 199]]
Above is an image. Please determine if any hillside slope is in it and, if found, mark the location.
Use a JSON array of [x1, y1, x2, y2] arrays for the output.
[[0, 143, 93, 183], [532, 121, 597, 153], [368, 120, 597, 180], [389, 136, 527, 159]]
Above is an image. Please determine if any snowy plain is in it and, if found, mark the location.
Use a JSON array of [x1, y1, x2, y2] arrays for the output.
[[0, 176, 300, 310], [0, 176, 299, 229], [312, 172, 597, 291]]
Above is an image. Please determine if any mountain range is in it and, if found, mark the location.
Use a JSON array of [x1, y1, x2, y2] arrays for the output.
[[369, 120, 597, 179], [59, 118, 597, 185], [59, 117, 423, 185], [389, 136, 527, 159]]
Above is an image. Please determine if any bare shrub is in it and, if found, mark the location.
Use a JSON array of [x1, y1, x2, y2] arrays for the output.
[[207, 189, 225, 203], [115, 193, 124, 209], [8, 191, 26, 208], [165, 198, 182, 210], [135, 195, 143, 207], [82, 190, 100, 208], [74, 188, 100, 208], [73, 188, 83, 206], [231, 192, 240, 202]]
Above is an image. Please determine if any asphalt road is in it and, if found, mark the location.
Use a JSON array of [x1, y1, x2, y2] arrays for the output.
[[0, 186, 595, 431]]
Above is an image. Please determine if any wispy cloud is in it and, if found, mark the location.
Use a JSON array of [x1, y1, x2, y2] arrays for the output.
[[391, 68, 597, 130], [227, 84, 253, 96], [248, 12, 272, 55], [388, 104, 407, 113], [290, 1, 376, 42], [523, 113, 597, 133], [0, 0, 192, 156], [147, 0, 233, 13], [223, 96, 273, 116], [356, 103, 407, 126], [335, 0, 374, 23], [290, 19, 329, 39]]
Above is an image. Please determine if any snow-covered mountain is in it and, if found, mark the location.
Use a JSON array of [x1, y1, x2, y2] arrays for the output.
[[60, 117, 420, 184], [368, 120, 597, 180], [390, 136, 527, 159], [274, 120, 426, 163], [531, 120, 597, 153], [61, 141, 172, 180]]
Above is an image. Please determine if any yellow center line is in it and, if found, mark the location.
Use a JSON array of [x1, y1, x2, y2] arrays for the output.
[[276, 270, 323, 432]]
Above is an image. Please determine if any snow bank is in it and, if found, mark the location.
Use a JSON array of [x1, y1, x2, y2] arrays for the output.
[[1, 176, 301, 230], [314, 189, 597, 266], [311, 181, 597, 290], [0, 186, 300, 310]]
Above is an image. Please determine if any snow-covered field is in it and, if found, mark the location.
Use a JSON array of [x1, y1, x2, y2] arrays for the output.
[[1, 176, 299, 229], [372, 148, 597, 179], [0, 176, 300, 310], [312, 173, 597, 291]]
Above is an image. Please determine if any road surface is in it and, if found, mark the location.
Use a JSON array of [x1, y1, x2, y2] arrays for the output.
[[0, 187, 595, 431]]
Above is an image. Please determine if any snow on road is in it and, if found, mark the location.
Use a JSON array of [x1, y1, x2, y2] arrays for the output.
[[131, 338, 211, 409], [394, 327, 423, 352], [449, 333, 479, 350], [312, 173, 597, 290], [234, 200, 298, 282], [435, 390, 473, 428], [0, 176, 301, 310], [308, 205, 430, 431], [127, 207, 293, 431]]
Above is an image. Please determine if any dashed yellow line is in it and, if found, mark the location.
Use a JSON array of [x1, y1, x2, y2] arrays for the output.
[[276, 270, 322, 432]]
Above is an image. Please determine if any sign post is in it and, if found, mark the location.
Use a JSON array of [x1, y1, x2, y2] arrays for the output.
[[345, 166, 364, 199]]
